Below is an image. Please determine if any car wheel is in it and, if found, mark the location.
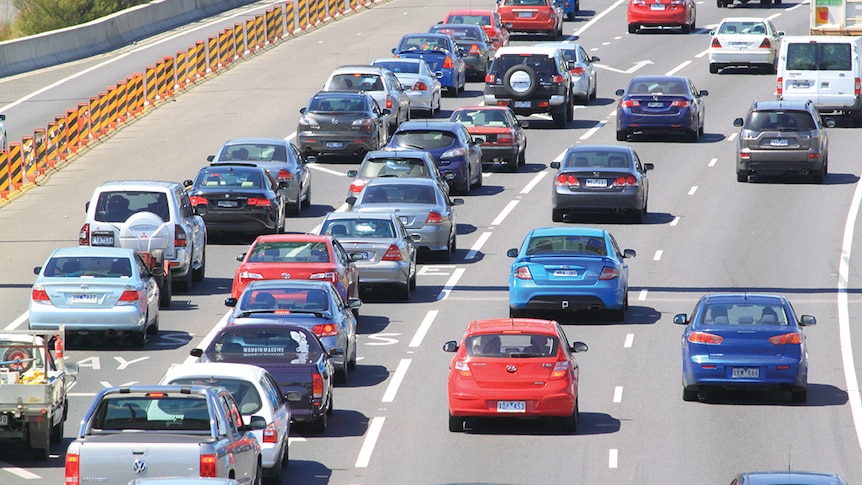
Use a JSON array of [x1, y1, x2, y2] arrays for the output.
[[715, 0, 722, 6], [631, 207, 644, 224], [561, 398, 578, 434], [147, 312, 159, 336], [791, 388, 807, 403], [348, 341, 357, 369], [132, 327, 148, 348], [448, 413, 464, 432], [192, 247, 206, 282], [616, 130, 628, 141], [474, 166, 483, 188], [566, 98, 574, 122], [326, 390, 334, 415], [158, 271, 172, 308], [503, 64, 539, 99], [628, 23, 638, 34], [687, 129, 699, 143], [267, 444, 286, 483], [552, 105, 567, 128], [610, 306, 625, 322], [50, 415, 64, 444], [301, 186, 311, 208], [253, 460, 263, 485], [311, 406, 328, 433], [174, 266, 193, 293], [507, 157, 518, 171], [681, 22, 691, 34], [336, 356, 349, 384], [737, 170, 749, 183], [763, 63, 776, 75], [812, 163, 826, 184], [32, 446, 48, 462], [397, 281, 411, 301], [760, 0, 771, 6], [518, 145, 527, 166], [683, 387, 699, 402], [552, 208, 565, 222], [709, 63, 719, 74]]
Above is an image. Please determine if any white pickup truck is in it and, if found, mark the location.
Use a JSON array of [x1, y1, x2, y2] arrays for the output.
[[65, 385, 262, 485]]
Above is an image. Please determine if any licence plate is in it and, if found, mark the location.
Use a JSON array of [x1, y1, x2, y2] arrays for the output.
[[70, 294, 97, 304], [647, 102, 664, 108], [553, 270, 579, 277], [496, 401, 526, 413], [650, 4, 665, 9], [729, 42, 749, 48], [325, 142, 345, 149], [0, 414, 7, 426], [770, 139, 789, 146], [91, 232, 114, 247], [791, 81, 810, 88], [585, 178, 607, 188], [517, 11, 533, 17], [731, 367, 760, 378], [513, 100, 531, 108], [217, 200, 238, 208]]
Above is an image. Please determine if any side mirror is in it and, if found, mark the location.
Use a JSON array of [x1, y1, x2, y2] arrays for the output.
[[570, 341, 588, 353], [709, 30, 715, 35], [733, 117, 744, 127], [391, 47, 397, 54], [410, 234, 421, 242], [328, 348, 345, 357], [591, 56, 600, 63], [442, 340, 458, 352], [550, 161, 561, 169], [183, 179, 194, 188], [643, 163, 655, 171], [235, 253, 247, 262], [506, 248, 518, 257], [224, 297, 237, 307], [519, 120, 529, 128], [151, 267, 165, 278], [348, 297, 362, 309], [347, 170, 358, 177], [189, 348, 204, 357], [699, 90, 709, 97], [800, 315, 816, 326], [777, 31, 786, 36], [346, 196, 358, 205], [206, 155, 215, 162], [33, 266, 42, 275], [824, 118, 837, 128], [567, 60, 576, 70], [673, 313, 689, 325], [249, 415, 267, 430], [63, 363, 79, 375], [450, 198, 464, 206], [306, 155, 318, 163], [473, 137, 485, 144], [622, 249, 636, 258], [615, 89, 625, 96], [299, 107, 307, 114]]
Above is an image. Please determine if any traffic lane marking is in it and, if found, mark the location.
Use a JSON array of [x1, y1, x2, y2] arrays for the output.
[[381, 359, 411, 403], [354, 416, 385, 468], [0, 460, 40, 479], [408, 310, 438, 348]]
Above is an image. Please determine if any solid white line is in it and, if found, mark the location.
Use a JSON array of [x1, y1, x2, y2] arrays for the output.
[[670, 216, 680, 226], [3, 312, 27, 331], [613, 386, 623, 403], [623, 333, 634, 348], [708, 158, 717, 167], [608, 449, 619, 468], [408, 311, 438, 348], [355, 416, 385, 468], [838, 171, 862, 455], [436, 268, 465, 301], [688, 186, 698, 195], [520, 171, 548, 195], [307, 164, 346, 176], [285, 131, 296, 141], [574, 0, 627, 37], [491, 200, 520, 226], [666, 61, 691, 76], [694, 48, 709, 59], [579, 120, 607, 141], [653, 250, 663, 261], [608, 109, 617, 117], [553, 149, 568, 163], [67, 392, 98, 397], [638, 289, 647, 301], [0, 460, 40, 479], [465, 231, 493, 260], [381, 359, 411, 403]]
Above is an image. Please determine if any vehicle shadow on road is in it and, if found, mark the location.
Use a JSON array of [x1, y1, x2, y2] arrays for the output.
[[625, 132, 725, 143], [747, 173, 859, 185], [283, 460, 332, 485], [460, 411, 620, 435], [64, 330, 193, 350], [292, 409, 370, 439], [355, 313, 390, 334], [334, 364, 390, 389], [556, 211, 675, 225], [537, 305, 661, 325], [696, 383, 847, 407]]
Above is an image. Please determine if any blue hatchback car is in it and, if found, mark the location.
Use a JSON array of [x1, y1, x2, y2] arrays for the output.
[[506, 226, 636, 321], [615, 75, 708, 142], [673, 293, 816, 403], [386, 120, 483, 194], [392, 33, 467, 96]]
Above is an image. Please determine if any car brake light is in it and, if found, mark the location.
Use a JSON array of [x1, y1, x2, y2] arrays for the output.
[[454, 360, 471, 377], [386, 94, 393, 109], [496, 132, 515, 144], [238, 271, 264, 281], [688, 332, 723, 344], [65, 453, 80, 485], [769, 333, 803, 345], [555, 173, 580, 186], [312, 372, 323, 399], [441, 147, 467, 159], [620, 100, 640, 108], [32, 287, 50, 302], [856, 77, 861, 96], [426, 211, 444, 224], [550, 356, 569, 379], [352, 117, 374, 133], [247, 197, 272, 206], [349, 179, 367, 194], [413, 81, 428, 91], [470, 44, 481, 55], [599, 267, 619, 280], [78, 224, 90, 246], [200, 454, 217, 477], [551, 74, 564, 84], [514, 266, 532, 280], [777, 77, 783, 96], [309, 272, 336, 282], [190, 195, 207, 207], [711, 37, 721, 48], [485, 73, 496, 83], [175, 225, 188, 248], [382, 244, 402, 261], [758, 38, 771, 49], [612, 176, 637, 187], [570, 67, 584, 76], [118, 289, 141, 304], [277, 169, 292, 181], [443, 56, 454, 69], [263, 422, 277, 443], [670, 100, 691, 107], [312, 323, 339, 337]]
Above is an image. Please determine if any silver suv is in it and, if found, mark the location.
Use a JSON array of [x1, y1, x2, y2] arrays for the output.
[[322, 65, 411, 132], [733, 100, 830, 183]]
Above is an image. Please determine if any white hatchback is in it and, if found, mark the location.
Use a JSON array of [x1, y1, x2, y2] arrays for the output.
[[708, 17, 784, 74], [160, 363, 291, 483]]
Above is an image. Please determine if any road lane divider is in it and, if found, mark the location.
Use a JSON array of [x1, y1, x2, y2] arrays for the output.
[[638, 289, 648, 301], [670, 216, 680, 226], [624, 333, 634, 348], [465, 231, 493, 260], [666, 61, 691, 76], [436, 268, 465, 301], [354, 416, 385, 468], [688, 186, 698, 195], [653, 250, 663, 261], [408, 310, 438, 348], [520, 170, 548, 195], [0, 460, 40, 479], [491, 200, 520, 226], [381, 359, 411, 403], [708, 158, 717, 167], [613, 386, 623, 403], [579, 120, 607, 141], [609, 449, 619, 469], [3, 312, 27, 331]]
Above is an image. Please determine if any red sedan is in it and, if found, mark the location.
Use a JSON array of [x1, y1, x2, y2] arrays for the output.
[[497, 0, 563, 39], [443, 9, 510, 50], [627, 0, 697, 34], [443, 318, 588, 432], [449, 106, 527, 171], [231, 234, 360, 311]]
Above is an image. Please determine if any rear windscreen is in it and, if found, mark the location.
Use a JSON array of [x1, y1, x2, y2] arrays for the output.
[[745, 110, 816, 131], [390, 130, 456, 150], [92, 395, 212, 431], [328, 74, 383, 91], [786, 42, 852, 71], [492, 54, 556, 75], [95, 191, 170, 223], [465, 333, 558, 357], [209, 328, 322, 364]]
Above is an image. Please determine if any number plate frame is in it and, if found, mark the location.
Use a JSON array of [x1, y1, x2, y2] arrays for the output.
[[513, 100, 531, 108], [650, 4, 666, 9], [731, 367, 760, 379], [496, 401, 526, 413], [647, 102, 664, 108], [517, 11, 533, 17], [325, 141, 345, 149], [585, 178, 607, 188], [91, 232, 115, 247], [553, 270, 579, 277], [769, 138, 789, 147], [217, 200, 239, 208], [70, 294, 98, 304]]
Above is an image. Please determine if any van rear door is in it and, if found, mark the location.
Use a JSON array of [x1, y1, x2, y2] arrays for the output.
[[782, 40, 858, 110]]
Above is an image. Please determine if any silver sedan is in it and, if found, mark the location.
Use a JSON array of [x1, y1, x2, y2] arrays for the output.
[[346, 178, 463, 261], [372, 58, 442, 117], [317, 211, 417, 301]]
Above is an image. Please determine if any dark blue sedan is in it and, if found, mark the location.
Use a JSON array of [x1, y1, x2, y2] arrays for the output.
[[615, 75, 708, 142], [392, 33, 467, 96], [386, 120, 483, 194], [674, 293, 816, 403]]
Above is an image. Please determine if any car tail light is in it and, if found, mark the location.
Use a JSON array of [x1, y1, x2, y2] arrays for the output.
[[570, 67, 584, 76], [612, 176, 637, 187], [382, 244, 402, 261], [550, 356, 569, 379], [443, 56, 454, 69], [65, 453, 80, 485], [711, 37, 721, 48], [670, 100, 691, 107], [426, 211, 444, 224], [441, 147, 467, 159], [599, 267, 619, 280], [190, 195, 208, 207], [78, 224, 90, 246], [352, 117, 374, 133], [769, 333, 803, 345], [118, 289, 141, 304], [263, 422, 278, 443], [386, 94, 393, 109], [620, 100, 640, 108], [555, 173, 580, 186], [247, 197, 272, 206], [758, 38, 771, 49], [312, 372, 323, 399], [175, 225, 188, 248], [349, 179, 367, 194], [777, 77, 783, 96], [200, 454, 217, 477], [633, 0, 647, 4], [497, 132, 515, 144], [238, 271, 264, 282], [469, 44, 481, 54], [298, 114, 319, 127], [309, 272, 336, 283], [688, 332, 723, 344], [485, 73, 496, 83], [32, 286, 50, 302], [413, 81, 428, 91], [312, 323, 339, 337], [739, 151, 751, 160], [454, 359, 471, 377], [276, 169, 292, 181], [551, 74, 564, 84], [856, 77, 861, 96], [514, 266, 532, 280]]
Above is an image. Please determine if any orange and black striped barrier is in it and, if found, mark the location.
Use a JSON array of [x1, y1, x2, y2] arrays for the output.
[[207, 35, 218, 73], [255, 14, 266, 50], [47, 120, 59, 166], [233, 23, 245, 58], [116, 80, 128, 124], [89, 95, 102, 140], [144, 65, 157, 106], [244, 18, 256, 54], [33, 128, 46, 172], [272, 6, 284, 40], [21, 136, 35, 183], [77, 102, 90, 147], [53, 114, 68, 162], [175, 49, 188, 89], [106, 85, 118, 130], [129, 73, 144, 116], [97, 91, 110, 137], [286, 1, 296, 34], [66, 108, 79, 153], [0, 150, 9, 198], [218, 29, 230, 67], [298, 0, 309, 30], [155, 59, 167, 101], [8, 142, 22, 190], [195, 40, 206, 78], [162, 56, 175, 98]]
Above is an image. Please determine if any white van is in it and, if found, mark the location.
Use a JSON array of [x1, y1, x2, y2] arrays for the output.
[[776, 35, 862, 125]]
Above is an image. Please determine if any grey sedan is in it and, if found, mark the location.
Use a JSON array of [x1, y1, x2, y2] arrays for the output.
[[208, 138, 312, 216], [317, 211, 417, 301], [372, 58, 442, 117], [346, 178, 463, 261], [346, 149, 451, 200]]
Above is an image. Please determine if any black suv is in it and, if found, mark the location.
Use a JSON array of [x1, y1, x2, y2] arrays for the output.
[[483, 46, 573, 128], [733, 100, 830, 183]]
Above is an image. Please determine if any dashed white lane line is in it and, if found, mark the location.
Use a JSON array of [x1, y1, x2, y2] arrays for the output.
[[465, 231, 492, 260], [573, 0, 627, 37], [307, 164, 347, 176], [408, 310, 438, 348], [381, 359, 411, 403], [520, 170, 548, 194], [638, 289, 648, 301], [688, 186, 698, 195], [694, 48, 709, 59], [355, 416, 385, 468], [437, 268, 466, 301], [624, 333, 634, 348], [0, 460, 40, 479], [653, 250, 663, 261], [666, 60, 691, 76], [609, 449, 619, 468], [670, 216, 680, 226], [3, 312, 27, 331], [728, 133, 738, 141], [613, 386, 624, 403], [580, 120, 607, 140], [708, 158, 717, 167], [491, 200, 520, 226]]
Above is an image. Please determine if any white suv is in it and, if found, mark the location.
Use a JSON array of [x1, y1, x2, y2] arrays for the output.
[[79, 180, 207, 300]]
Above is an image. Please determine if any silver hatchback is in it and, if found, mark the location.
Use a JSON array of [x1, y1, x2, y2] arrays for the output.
[[323, 65, 411, 132]]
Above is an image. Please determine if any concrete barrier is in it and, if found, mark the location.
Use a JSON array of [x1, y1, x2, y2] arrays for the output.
[[0, 0, 258, 78]]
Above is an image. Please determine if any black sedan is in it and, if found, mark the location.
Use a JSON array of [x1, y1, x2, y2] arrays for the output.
[[207, 137, 312, 216], [296, 91, 390, 160], [427, 24, 495, 78], [549, 145, 654, 223], [188, 164, 286, 236]]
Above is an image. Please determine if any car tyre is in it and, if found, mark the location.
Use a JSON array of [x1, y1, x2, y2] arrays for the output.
[[397, 281, 411, 301], [616, 130, 628, 141], [32, 447, 48, 462], [474, 166, 483, 188], [737, 170, 749, 183], [709, 63, 719, 74], [311, 408, 328, 433], [448, 413, 464, 432], [566, 98, 574, 122], [681, 22, 691, 34], [518, 146, 526, 166], [561, 398, 578, 434], [552, 105, 567, 128], [683, 387, 699, 401], [791, 388, 807, 403], [147, 312, 159, 336], [503, 65, 539, 99], [192, 247, 206, 282], [409, 261, 417, 290], [552, 208, 565, 222], [628, 23, 638, 34], [132, 327, 148, 348], [509, 308, 524, 318], [174, 266, 193, 293], [336, 356, 349, 384], [348, 342, 357, 370], [812, 161, 827, 183], [50, 415, 64, 444], [301, 186, 311, 208], [158, 271, 172, 308]]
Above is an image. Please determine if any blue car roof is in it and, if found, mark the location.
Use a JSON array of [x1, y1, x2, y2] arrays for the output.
[[703, 293, 787, 305], [395, 120, 462, 132], [527, 226, 607, 238], [48, 246, 135, 258]]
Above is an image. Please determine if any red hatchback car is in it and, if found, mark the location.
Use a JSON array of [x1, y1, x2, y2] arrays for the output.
[[443, 9, 510, 50], [231, 234, 360, 311], [443, 318, 588, 432], [449, 105, 527, 171], [497, 0, 563, 39], [627, 0, 697, 34]]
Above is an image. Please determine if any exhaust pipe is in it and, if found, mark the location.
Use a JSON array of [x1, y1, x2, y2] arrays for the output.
[[588, 305, 603, 311], [354, 147, 367, 157]]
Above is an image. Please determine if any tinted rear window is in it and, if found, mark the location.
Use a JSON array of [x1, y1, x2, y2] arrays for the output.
[[360, 184, 437, 205], [492, 54, 556, 75], [328, 74, 384, 91], [92, 395, 211, 431], [309, 95, 365, 112], [321, 218, 395, 239], [209, 328, 322, 364], [702, 304, 789, 326], [390, 130, 456, 150], [195, 168, 263, 189], [246, 241, 330, 263], [166, 378, 262, 415], [447, 14, 491, 25], [44, 256, 131, 277], [465, 333, 558, 357], [745, 110, 816, 131], [564, 151, 631, 169], [526, 235, 608, 256], [359, 157, 429, 177], [95, 191, 170, 223], [786, 42, 852, 71], [217, 144, 288, 163], [373, 61, 419, 74]]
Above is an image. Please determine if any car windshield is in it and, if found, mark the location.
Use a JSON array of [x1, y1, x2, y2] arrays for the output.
[[702, 304, 789, 326], [94, 191, 170, 223], [217, 144, 288, 163], [564, 151, 631, 169], [398, 36, 450, 52], [239, 288, 329, 312], [718, 21, 767, 35], [390, 130, 457, 150], [373, 61, 420, 74], [195, 168, 264, 189], [465, 333, 558, 357], [745, 111, 816, 131], [309, 95, 365, 112], [452, 109, 512, 128], [628, 80, 687, 95], [360, 184, 437, 205], [246, 241, 331, 263], [92, 394, 212, 431], [209, 328, 321, 364], [360, 158, 429, 177], [167, 378, 262, 415], [447, 14, 491, 26], [321, 219, 396, 239], [492, 54, 556, 75], [526, 235, 608, 256], [430, 26, 480, 41], [43, 256, 132, 278], [328, 74, 383, 91]]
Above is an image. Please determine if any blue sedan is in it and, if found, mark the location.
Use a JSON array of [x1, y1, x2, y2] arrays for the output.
[[615, 75, 708, 142], [392, 33, 467, 96], [673, 293, 816, 403], [506, 226, 636, 321]]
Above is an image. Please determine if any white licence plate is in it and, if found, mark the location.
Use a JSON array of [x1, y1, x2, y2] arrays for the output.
[[513, 100, 531, 108], [70, 294, 97, 304], [585, 178, 607, 187], [650, 4, 665, 9], [325, 142, 345, 149], [791, 81, 810, 88], [770, 139, 789, 146], [217, 200, 238, 208], [553, 270, 579, 277], [91, 233, 114, 246], [647, 102, 664, 108], [731, 367, 760, 378], [729, 42, 749, 48], [497, 401, 526, 413], [517, 11, 533, 17], [0, 414, 7, 426]]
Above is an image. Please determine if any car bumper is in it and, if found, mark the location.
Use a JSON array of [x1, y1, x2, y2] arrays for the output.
[[738, 152, 824, 173], [28, 305, 146, 332], [779, 94, 862, 113], [509, 282, 625, 311], [552, 187, 645, 212], [438, 70, 459, 90], [618, 110, 696, 132], [409, 224, 450, 251], [570, 77, 590, 98], [628, 10, 689, 26], [260, 441, 281, 469], [480, 144, 520, 163], [502, 18, 557, 33], [406, 90, 436, 111], [709, 50, 775, 66], [484, 95, 567, 115], [203, 210, 278, 233], [356, 261, 411, 286], [438, 157, 470, 191], [298, 134, 379, 156], [462, 55, 488, 75], [448, 383, 576, 418], [683, 357, 807, 391]]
